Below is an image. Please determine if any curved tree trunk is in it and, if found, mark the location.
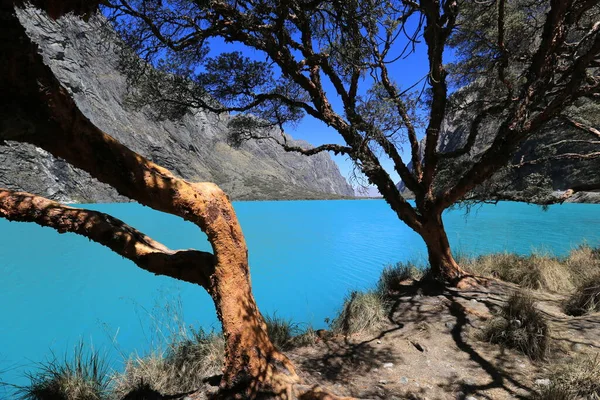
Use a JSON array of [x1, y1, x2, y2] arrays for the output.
[[419, 213, 467, 283], [0, 1, 299, 396]]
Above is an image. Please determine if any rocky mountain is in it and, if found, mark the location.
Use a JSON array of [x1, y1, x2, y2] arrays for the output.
[[0, 7, 354, 204], [396, 97, 600, 204]]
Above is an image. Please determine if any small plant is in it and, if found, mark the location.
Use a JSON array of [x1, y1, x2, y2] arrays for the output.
[[564, 274, 600, 316], [330, 290, 388, 335], [482, 292, 549, 360], [263, 314, 317, 349], [533, 355, 600, 399], [376, 262, 425, 295], [111, 328, 224, 398], [16, 343, 110, 400], [264, 314, 299, 350], [289, 326, 318, 348]]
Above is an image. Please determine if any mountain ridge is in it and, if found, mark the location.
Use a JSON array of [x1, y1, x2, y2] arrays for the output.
[[0, 7, 354, 203]]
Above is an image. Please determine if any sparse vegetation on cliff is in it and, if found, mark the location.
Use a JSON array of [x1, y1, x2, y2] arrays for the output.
[[534, 355, 600, 400], [16, 344, 110, 400], [482, 292, 549, 360], [330, 291, 389, 336], [464, 246, 600, 293], [112, 328, 224, 398]]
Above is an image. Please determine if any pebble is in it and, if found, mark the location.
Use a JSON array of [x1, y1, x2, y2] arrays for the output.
[[571, 343, 583, 351], [378, 379, 388, 385], [383, 362, 394, 369], [377, 340, 382, 344], [535, 378, 551, 387], [445, 321, 455, 329], [470, 299, 478, 303], [466, 396, 478, 400], [400, 376, 409, 384]]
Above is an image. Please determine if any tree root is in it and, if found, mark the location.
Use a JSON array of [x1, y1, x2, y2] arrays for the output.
[[454, 274, 493, 290]]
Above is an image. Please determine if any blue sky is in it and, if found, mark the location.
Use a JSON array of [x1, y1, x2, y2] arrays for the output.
[[204, 23, 439, 195], [108, 6, 452, 195]]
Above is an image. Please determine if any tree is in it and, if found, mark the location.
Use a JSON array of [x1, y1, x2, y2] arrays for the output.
[[0, 1, 320, 397], [104, 0, 600, 284]]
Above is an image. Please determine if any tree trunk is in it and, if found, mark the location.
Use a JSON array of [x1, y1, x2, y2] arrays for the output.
[[419, 213, 467, 283], [0, 2, 299, 397], [194, 186, 299, 395]]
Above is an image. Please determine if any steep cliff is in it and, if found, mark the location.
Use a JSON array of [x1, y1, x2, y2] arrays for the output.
[[0, 7, 354, 203], [396, 98, 600, 204]]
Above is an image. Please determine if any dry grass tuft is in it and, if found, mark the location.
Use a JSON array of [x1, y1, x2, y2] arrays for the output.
[[16, 343, 110, 400], [564, 274, 600, 316], [376, 262, 426, 295], [464, 252, 573, 292], [263, 314, 317, 350], [111, 328, 224, 398], [264, 314, 298, 350], [482, 291, 549, 360], [289, 326, 319, 348], [533, 355, 600, 399], [564, 245, 600, 287], [464, 246, 600, 294], [330, 290, 388, 335]]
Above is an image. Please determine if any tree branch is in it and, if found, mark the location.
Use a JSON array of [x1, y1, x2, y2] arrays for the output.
[[515, 151, 600, 166], [0, 4, 251, 299], [434, 0, 598, 210], [562, 115, 600, 139], [438, 104, 505, 159], [371, 32, 423, 185], [232, 130, 353, 156], [0, 189, 215, 288], [420, 0, 457, 194]]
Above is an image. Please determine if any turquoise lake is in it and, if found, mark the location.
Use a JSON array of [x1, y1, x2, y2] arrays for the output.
[[1, 199, 600, 395]]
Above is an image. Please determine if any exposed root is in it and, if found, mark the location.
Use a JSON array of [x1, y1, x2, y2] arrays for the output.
[[296, 385, 357, 400], [455, 274, 493, 290]]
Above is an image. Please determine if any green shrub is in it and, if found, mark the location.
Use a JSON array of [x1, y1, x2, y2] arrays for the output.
[[330, 290, 388, 335], [482, 292, 549, 360], [376, 262, 425, 295], [564, 274, 600, 316], [533, 355, 600, 399], [17, 343, 110, 400], [111, 328, 224, 398]]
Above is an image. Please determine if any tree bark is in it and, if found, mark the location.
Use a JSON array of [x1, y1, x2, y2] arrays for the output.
[[419, 213, 467, 283], [1, 1, 299, 396]]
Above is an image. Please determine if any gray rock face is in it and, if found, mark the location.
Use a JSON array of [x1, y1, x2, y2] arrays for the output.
[[1, 7, 354, 203], [396, 101, 600, 204]]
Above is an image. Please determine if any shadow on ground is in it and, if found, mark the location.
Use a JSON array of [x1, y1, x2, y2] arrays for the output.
[[289, 280, 600, 399]]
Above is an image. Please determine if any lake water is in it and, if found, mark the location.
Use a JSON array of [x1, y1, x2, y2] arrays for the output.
[[1, 199, 599, 394]]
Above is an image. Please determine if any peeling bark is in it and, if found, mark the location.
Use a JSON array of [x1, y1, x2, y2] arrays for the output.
[[419, 214, 467, 283], [0, 189, 216, 287], [0, 1, 301, 396]]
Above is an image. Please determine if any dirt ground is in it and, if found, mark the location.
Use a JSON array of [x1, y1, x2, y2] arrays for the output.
[[284, 280, 600, 400]]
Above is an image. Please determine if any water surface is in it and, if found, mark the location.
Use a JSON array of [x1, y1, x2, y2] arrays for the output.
[[1, 200, 599, 394]]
